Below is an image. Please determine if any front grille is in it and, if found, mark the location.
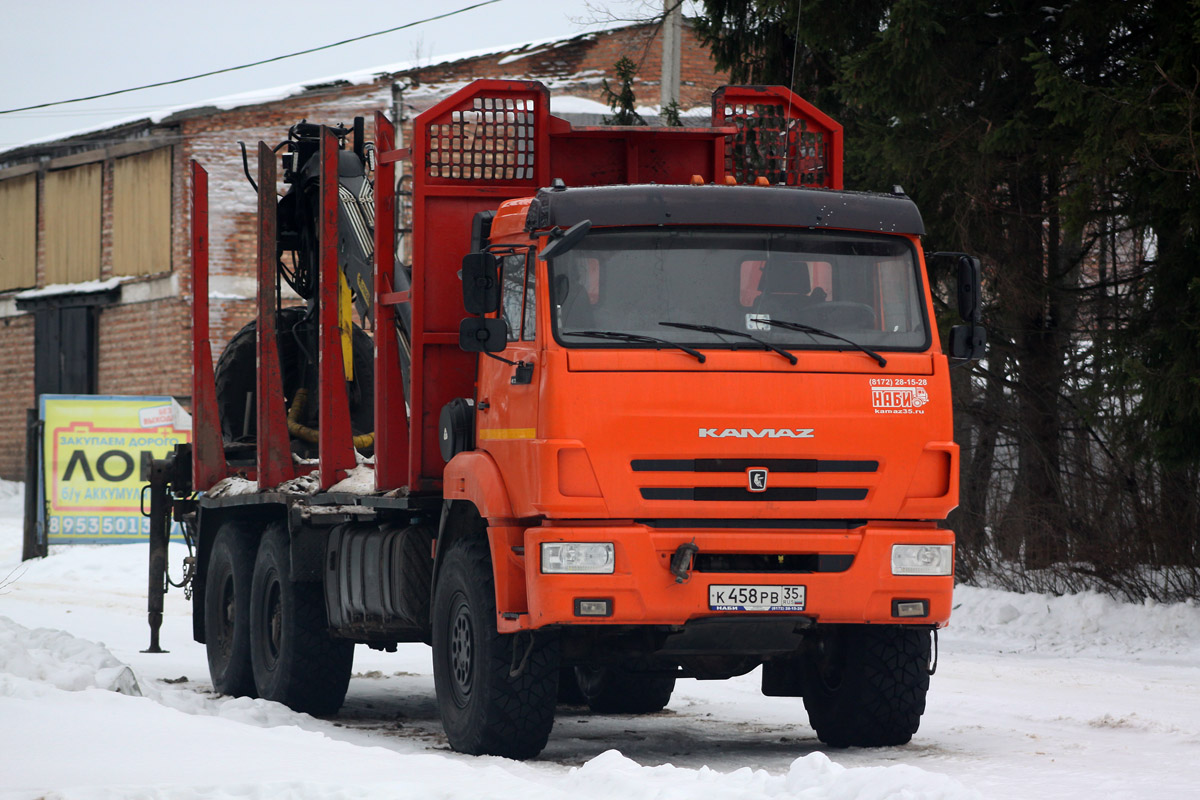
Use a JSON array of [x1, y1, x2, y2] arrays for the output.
[[694, 553, 854, 573], [631, 458, 877, 473], [635, 518, 866, 529], [640, 487, 868, 501]]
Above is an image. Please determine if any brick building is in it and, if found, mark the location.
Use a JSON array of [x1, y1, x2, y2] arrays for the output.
[[0, 21, 728, 479]]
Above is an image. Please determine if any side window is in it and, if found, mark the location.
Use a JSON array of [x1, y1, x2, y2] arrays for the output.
[[500, 251, 536, 342], [522, 252, 536, 341], [878, 258, 919, 333]]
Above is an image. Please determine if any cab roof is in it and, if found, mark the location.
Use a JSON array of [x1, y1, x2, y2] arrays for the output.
[[524, 184, 925, 237]]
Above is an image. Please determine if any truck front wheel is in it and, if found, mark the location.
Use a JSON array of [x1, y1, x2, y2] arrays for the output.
[[801, 625, 931, 747], [204, 526, 256, 697], [249, 523, 353, 715], [432, 538, 559, 759]]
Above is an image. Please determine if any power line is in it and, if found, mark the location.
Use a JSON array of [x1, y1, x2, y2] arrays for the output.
[[0, 0, 503, 116]]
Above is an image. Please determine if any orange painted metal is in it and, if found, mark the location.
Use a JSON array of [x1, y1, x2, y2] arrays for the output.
[[461, 102, 955, 631], [442, 450, 516, 522], [486, 524, 529, 624], [404, 81, 737, 494], [407, 81, 552, 492], [317, 129, 356, 490], [255, 142, 294, 488], [188, 161, 227, 491], [518, 524, 954, 630], [372, 112, 411, 490]]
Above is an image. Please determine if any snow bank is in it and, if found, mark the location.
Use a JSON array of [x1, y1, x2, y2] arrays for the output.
[[566, 749, 978, 799], [3, 482, 1196, 799], [951, 585, 1200, 658], [0, 616, 140, 697], [0, 619, 981, 800], [0, 560, 979, 799]]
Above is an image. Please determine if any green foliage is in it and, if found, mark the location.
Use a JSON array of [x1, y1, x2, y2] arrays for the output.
[[693, 0, 1200, 595], [602, 57, 647, 126], [661, 100, 683, 127]]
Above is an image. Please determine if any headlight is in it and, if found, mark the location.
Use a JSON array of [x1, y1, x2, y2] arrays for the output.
[[541, 542, 615, 574], [891, 544, 953, 576]]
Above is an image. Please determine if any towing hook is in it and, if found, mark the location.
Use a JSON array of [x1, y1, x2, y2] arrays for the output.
[[670, 541, 699, 584]]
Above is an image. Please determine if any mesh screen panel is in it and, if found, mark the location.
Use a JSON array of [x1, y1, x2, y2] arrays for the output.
[[426, 96, 537, 182], [719, 101, 833, 187]]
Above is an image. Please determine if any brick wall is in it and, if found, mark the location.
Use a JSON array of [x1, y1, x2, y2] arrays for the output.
[[0, 314, 34, 478], [407, 23, 725, 110], [97, 299, 192, 397]]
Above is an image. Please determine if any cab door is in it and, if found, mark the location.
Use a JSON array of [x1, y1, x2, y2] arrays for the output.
[[475, 248, 540, 510]]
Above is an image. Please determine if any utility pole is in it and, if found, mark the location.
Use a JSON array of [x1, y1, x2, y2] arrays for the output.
[[660, 0, 683, 110]]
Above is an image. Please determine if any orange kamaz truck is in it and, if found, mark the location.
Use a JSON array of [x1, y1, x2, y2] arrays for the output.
[[144, 79, 984, 760]]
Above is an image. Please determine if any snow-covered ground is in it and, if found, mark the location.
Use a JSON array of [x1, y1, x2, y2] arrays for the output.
[[2, 477, 1198, 799]]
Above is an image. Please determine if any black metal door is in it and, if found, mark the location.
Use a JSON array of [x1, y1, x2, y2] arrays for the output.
[[34, 305, 97, 396]]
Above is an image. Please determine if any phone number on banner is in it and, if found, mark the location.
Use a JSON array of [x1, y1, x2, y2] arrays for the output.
[[48, 515, 151, 537]]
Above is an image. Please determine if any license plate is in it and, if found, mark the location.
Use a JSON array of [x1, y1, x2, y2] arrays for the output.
[[709, 584, 806, 611]]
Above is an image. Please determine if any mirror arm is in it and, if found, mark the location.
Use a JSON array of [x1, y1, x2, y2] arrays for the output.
[[483, 350, 519, 367]]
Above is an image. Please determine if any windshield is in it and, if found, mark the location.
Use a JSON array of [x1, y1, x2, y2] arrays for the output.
[[548, 228, 929, 353]]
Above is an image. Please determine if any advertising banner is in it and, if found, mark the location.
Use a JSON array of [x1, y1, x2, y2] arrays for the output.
[[40, 395, 191, 544]]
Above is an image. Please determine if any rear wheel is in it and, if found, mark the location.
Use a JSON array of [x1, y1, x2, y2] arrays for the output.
[[575, 666, 675, 714], [204, 526, 257, 697], [432, 538, 559, 759], [556, 666, 587, 705], [249, 523, 353, 715], [801, 625, 931, 747]]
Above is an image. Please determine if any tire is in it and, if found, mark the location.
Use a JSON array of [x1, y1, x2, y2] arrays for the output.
[[575, 666, 675, 714], [801, 625, 931, 747], [214, 307, 374, 445], [432, 538, 559, 759], [204, 526, 257, 697], [250, 523, 354, 715], [557, 666, 587, 705]]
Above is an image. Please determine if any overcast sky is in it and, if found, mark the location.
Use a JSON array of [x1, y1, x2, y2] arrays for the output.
[[0, 0, 675, 150]]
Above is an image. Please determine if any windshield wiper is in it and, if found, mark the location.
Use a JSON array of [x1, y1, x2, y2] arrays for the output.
[[658, 321, 798, 365], [564, 330, 707, 363], [752, 318, 887, 367]]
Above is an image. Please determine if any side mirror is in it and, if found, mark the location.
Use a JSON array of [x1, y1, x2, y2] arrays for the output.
[[955, 255, 982, 323], [949, 324, 986, 360], [461, 252, 500, 314], [459, 316, 508, 353], [538, 219, 592, 261]]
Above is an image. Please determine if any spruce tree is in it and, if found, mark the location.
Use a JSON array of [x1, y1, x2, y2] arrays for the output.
[[602, 57, 648, 126]]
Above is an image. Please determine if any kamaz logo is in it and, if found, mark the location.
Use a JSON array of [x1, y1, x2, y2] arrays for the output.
[[698, 427, 814, 439]]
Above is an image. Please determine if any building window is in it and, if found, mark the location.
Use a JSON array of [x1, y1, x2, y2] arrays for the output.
[[0, 173, 37, 292], [44, 163, 102, 285], [113, 148, 172, 276]]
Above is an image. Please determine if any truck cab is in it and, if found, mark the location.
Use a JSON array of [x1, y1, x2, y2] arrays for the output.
[[455, 178, 958, 626]]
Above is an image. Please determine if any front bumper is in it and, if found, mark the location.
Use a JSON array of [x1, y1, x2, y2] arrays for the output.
[[521, 523, 954, 629]]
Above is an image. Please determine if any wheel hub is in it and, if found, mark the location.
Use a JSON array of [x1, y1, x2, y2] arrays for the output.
[[449, 597, 473, 705], [217, 575, 235, 656], [266, 581, 282, 662]]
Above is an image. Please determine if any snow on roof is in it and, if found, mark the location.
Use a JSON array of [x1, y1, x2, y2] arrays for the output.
[[497, 47, 552, 66], [13, 276, 128, 300], [550, 95, 612, 115], [2, 24, 621, 154]]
